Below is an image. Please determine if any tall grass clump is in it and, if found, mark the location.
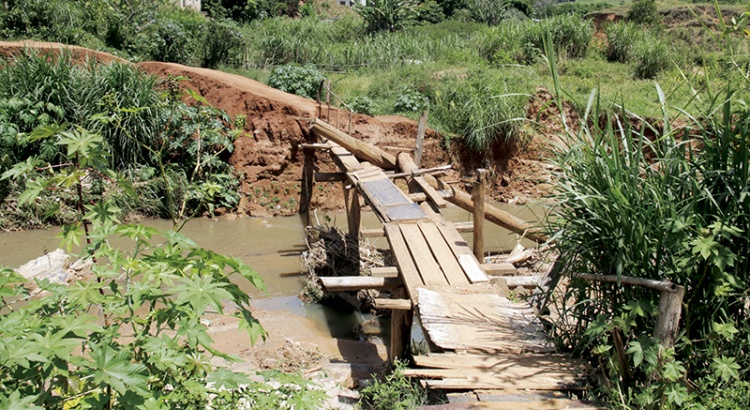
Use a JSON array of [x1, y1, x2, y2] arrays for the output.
[[543, 85, 750, 407], [604, 22, 642, 63], [476, 22, 526, 65], [523, 14, 593, 60], [633, 36, 671, 79], [431, 70, 531, 154]]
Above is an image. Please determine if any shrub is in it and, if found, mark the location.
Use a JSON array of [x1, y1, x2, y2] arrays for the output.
[[349, 95, 378, 115], [604, 21, 641, 63], [393, 87, 429, 112], [633, 36, 670, 79], [628, 0, 659, 25], [267, 64, 326, 99], [202, 18, 244, 68], [359, 360, 427, 409]]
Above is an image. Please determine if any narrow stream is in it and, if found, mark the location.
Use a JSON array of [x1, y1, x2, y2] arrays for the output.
[[0, 202, 544, 339]]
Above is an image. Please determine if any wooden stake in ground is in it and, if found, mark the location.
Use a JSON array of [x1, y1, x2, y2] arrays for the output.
[[472, 169, 488, 261], [390, 286, 414, 362], [414, 111, 428, 168], [654, 285, 685, 348]]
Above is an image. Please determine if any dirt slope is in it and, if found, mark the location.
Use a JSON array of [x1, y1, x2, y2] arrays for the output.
[[138, 61, 451, 216]]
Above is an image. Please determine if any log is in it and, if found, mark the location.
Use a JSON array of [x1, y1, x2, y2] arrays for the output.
[[310, 120, 398, 170], [653, 285, 685, 348], [374, 298, 412, 310], [473, 169, 488, 261], [319, 276, 402, 292], [396, 153, 547, 243]]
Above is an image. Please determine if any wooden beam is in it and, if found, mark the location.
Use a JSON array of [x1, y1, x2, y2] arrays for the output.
[[344, 185, 361, 241], [314, 172, 347, 182], [319, 276, 402, 292], [388, 165, 451, 179], [572, 273, 679, 293], [407, 192, 427, 202], [299, 143, 332, 150], [473, 169, 488, 261], [396, 153, 548, 243], [383, 146, 415, 152], [480, 262, 517, 276], [310, 119, 398, 170], [370, 266, 399, 278], [373, 298, 412, 310], [389, 287, 413, 362], [414, 110, 428, 168], [654, 285, 685, 348]]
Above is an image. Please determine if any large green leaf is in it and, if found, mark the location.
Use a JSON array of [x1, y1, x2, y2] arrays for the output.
[[88, 342, 149, 396]]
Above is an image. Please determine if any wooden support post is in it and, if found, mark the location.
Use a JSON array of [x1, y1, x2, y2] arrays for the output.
[[389, 287, 413, 362], [299, 134, 317, 225], [344, 184, 361, 242], [654, 285, 685, 348], [472, 169, 488, 262], [414, 111, 428, 168]]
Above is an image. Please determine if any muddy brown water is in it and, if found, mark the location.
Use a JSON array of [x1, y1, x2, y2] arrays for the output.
[[0, 202, 543, 338]]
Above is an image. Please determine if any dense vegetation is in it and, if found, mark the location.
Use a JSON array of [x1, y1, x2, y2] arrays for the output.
[[0, 52, 241, 229]]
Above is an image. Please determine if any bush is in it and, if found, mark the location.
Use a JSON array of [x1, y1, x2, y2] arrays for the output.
[[604, 21, 641, 63], [633, 36, 670, 79], [393, 87, 429, 112], [628, 0, 659, 25], [267, 64, 326, 99], [349, 95, 378, 115], [202, 18, 244, 68]]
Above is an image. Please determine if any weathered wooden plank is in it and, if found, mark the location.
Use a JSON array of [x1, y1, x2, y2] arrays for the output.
[[424, 379, 585, 391], [329, 145, 362, 173], [400, 223, 448, 287], [418, 222, 470, 287], [437, 222, 489, 283], [361, 178, 412, 208], [415, 176, 447, 208], [417, 288, 552, 353], [481, 263, 517, 276], [454, 221, 474, 232], [384, 224, 423, 305], [413, 353, 586, 370], [407, 192, 428, 202], [374, 298, 412, 310], [385, 203, 427, 222], [370, 266, 400, 277], [319, 276, 402, 292], [495, 275, 542, 289], [361, 227, 384, 238]]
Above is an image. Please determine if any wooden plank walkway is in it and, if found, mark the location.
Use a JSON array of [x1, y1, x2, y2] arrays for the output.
[[311, 123, 590, 399]]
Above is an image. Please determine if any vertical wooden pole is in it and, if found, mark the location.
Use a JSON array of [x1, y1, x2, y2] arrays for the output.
[[344, 185, 361, 242], [389, 287, 413, 362], [414, 111, 428, 168], [654, 285, 685, 348], [472, 169, 488, 262], [299, 128, 317, 225], [326, 80, 331, 124]]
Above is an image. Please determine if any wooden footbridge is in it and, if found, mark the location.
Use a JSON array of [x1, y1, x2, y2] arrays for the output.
[[301, 119, 595, 406]]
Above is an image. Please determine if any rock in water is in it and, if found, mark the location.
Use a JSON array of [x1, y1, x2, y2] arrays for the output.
[[15, 248, 72, 286]]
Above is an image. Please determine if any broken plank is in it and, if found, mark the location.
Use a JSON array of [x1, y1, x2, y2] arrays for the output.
[[319, 276, 402, 292], [481, 263, 517, 276], [400, 223, 448, 287], [384, 224, 423, 304], [418, 222, 470, 287]]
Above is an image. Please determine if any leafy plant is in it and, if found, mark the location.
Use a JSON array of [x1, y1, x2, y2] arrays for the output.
[[393, 87, 429, 112], [604, 21, 642, 63], [349, 95, 378, 115], [633, 36, 670, 79], [359, 360, 427, 410], [628, 0, 659, 25], [267, 64, 326, 99]]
